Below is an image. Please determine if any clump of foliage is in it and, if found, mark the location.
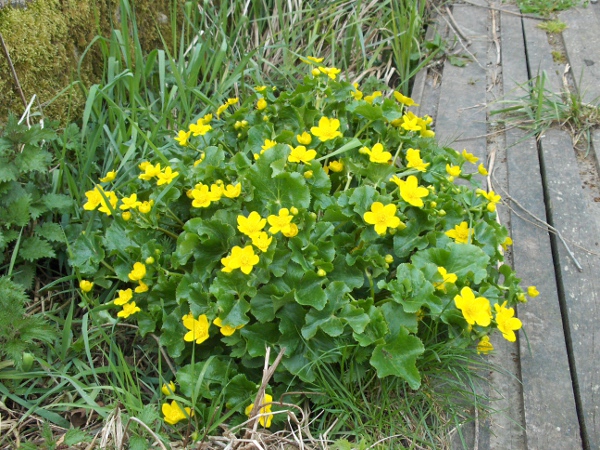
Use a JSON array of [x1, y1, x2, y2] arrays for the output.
[[0, 276, 56, 369], [0, 114, 73, 289], [72, 57, 532, 437]]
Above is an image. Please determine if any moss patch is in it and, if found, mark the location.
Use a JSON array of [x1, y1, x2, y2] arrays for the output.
[[0, 0, 179, 123]]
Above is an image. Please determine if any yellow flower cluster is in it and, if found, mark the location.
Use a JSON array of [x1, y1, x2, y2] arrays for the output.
[[189, 180, 241, 208], [138, 162, 179, 186]]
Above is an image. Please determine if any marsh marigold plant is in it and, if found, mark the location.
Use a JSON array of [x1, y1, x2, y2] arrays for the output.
[[73, 58, 531, 429]]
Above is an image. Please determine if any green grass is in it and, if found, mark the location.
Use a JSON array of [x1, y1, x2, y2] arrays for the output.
[[537, 19, 568, 33], [517, 0, 583, 16], [0, 1, 503, 448]]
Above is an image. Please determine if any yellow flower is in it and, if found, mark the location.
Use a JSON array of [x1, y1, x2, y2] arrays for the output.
[[478, 164, 489, 176], [128, 262, 146, 281], [191, 184, 211, 208], [118, 301, 141, 318], [138, 200, 153, 214], [223, 183, 241, 198], [306, 56, 324, 63], [135, 281, 149, 293], [161, 381, 175, 395], [251, 231, 273, 252], [221, 245, 260, 274], [310, 117, 343, 142], [267, 208, 294, 235], [99, 171, 117, 183], [328, 160, 344, 172], [174, 130, 192, 146], [405, 148, 430, 172], [434, 267, 457, 292], [527, 286, 540, 298], [393, 91, 419, 107], [237, 212, 266, 237], [446, 164, 461, 178], [79, 280, 94, 293], [214, 317, 244, 336], [445, 222, 473, 244], [282, 222, 299, 238], [350, 83, 363, 101], [83, 186, 117, 215], [256, 98, 267, 111], [255, 85, 267, 92], [393, 175, 429, 208], [162, 400, 192, 425], [363, 202, 403, 235], [477, 336, 494, 355], [114, 288, 133, 306], [157, 167, 179, 186], [477, 189, 501, 213], [245, 393, 273, 428], [296, 132, 312, 145], [364, 91, 382, 104], [208, 184, 223, 202], [120, 193, 142, 210], [461, 149, 479, 164], [454, 287, 492, 327], [288, 145, 317, 164], [139, 163, 162, 181], [261, 139, 277, 153], [318, 66, 341, 80], [182, 313, 210, 344], [494, 301, 522, 342], [189, 119, 212, 136], [501, 236, 513, 251], [362, 143, 392, 164], [400, 114, 422, 132], [216, 103, 229, 117]]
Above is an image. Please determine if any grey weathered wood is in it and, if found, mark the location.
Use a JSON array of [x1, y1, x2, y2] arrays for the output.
[[504, 10, 583, 450], [433, 4, 488, 162], [411, 15, 448, 120], [540, 128, 600, 448], [560, 7, 600, 104], [521, 17, 564, 95]]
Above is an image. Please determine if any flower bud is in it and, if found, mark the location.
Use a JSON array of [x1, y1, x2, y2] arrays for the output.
[[384, 254, 394, 264], [317, 268, 327, 277], [438, 209, 446, 216], [290, 207, 299, 215], [145, 256, 155, 264]]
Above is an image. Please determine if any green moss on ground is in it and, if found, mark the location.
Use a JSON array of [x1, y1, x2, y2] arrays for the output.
[[0, 0, 178, 123]]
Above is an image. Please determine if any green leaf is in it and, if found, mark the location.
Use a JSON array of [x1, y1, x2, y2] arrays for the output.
[[103, 222, 138, 254], [35, 222, 66, 243], [19, 236, 55, 261], [240, 323, 280, 358], [69, 235, 105, 275], [247, 160, 311, 210], [177, 358, 231, 400], [370, 327, 424, 389], [0, 163, 18, 182], [351, 103, 384, 121], [412, 243, 490, 284], [14, 146, 52, 173], [384, 264, 442, 314], [293, 271, 327, 310], [159, 310, 186, 359], [224, 373, 257, 410], [41, 193, 73, 212], [64, 428, 91, 445]]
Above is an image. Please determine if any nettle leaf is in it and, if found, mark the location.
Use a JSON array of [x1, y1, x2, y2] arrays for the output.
[[19, 236, 55, 261], [14, 146, 52, 173], [177, 358, 231, 401], [103, 222, 138, 254], [42, 193, 73, 213], [1, 197, 31, 227], [412, 243, 490, 284], [384, 263, 442, 314], [35, 222, 66, 243], [0, 163, 18, 182], [370, 327, 424, 389]]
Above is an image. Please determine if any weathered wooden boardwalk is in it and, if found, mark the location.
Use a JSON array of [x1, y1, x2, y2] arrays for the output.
[[411, 1, 600, 449]]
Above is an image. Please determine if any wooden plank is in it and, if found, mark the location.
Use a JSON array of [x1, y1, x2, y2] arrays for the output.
[[560, 7, 600, 104], [504, 10, 583, 450], [540, 128, 600, 448], [433, 4, 488, 161], [521, 17, 563, 94]]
